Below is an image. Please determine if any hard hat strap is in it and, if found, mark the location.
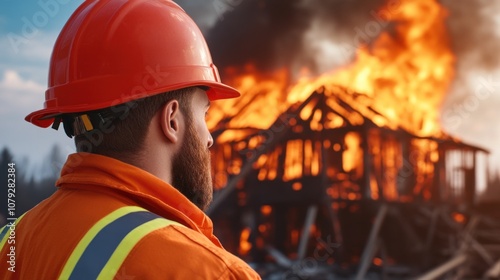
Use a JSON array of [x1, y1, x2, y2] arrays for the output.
[[51, 109, 120, 138], [52, 115, 79, 138], [73, 110, 118, 137]]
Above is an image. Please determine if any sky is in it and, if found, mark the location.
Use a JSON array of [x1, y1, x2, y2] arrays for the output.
[[0, 0, 225, 178], [0, 1, 499, 186], [0, 0, 84, 177]]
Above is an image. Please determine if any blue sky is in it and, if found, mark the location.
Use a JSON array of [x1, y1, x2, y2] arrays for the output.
[[0, 0, 84, 176]]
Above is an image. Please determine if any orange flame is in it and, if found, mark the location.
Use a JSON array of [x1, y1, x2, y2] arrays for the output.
[[208, 0, 455, 198], [331, 0, 455, 135], [452, 212, 466, 224], [208, 0, 454, 137], [239, 227, 252, 256]]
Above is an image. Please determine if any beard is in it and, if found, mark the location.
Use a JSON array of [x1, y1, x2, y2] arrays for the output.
[[171, 120, 213, 211]]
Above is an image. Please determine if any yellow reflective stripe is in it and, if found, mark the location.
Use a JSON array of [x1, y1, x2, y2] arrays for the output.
[[58, 206, 146, 280], [0, 214, 26, 252], [97, 218, 182, 280]]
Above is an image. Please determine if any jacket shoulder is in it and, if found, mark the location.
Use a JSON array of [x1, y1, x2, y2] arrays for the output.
[[118, 224, 261, 280]]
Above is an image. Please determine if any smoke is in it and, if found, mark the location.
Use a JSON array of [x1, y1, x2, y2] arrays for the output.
[[441, 0, 500, 104], [174, 0, 222, 33], [444, 0, 500, 74], [206, 0, 313, 74], [439, 0, 500, 174], [206, 0, 388, 75], [205, 0, 500, 82]]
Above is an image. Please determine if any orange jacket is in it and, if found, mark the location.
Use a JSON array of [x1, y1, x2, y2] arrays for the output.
[[0, 153, 261, 279]]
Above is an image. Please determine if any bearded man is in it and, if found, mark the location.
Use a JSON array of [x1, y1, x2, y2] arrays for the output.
[[0, 0, 261, 279]]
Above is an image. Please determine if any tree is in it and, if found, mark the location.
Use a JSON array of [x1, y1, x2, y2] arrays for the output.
[[41, 144, 65, 180], [0, 147, 14, 226]]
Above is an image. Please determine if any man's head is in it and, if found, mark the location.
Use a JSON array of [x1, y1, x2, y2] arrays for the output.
[[25, 0, 241, 210], [72, 87, 214, 210]]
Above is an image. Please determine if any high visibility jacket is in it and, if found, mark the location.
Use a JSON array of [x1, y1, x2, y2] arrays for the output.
[[0, 153, 261, 279]]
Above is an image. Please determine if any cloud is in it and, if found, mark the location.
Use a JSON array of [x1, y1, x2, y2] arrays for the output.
[[0, 68, 73, 171], [0, 31, 56, 62], [0, 30, 57, 87], [0, 70, 45, 115]]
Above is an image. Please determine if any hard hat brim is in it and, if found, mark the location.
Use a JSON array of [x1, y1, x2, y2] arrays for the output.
[[25, 82, 240, 128]]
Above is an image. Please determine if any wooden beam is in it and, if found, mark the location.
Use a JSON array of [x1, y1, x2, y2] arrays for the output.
[[355, 204, 388, 280], [465, 233, 494, 265], [297, 205, 318, 260], [266, 246, 293, 268], [459, 216, 494, 265], [415, 253, 467, 280], [484, 259, 500, 279], [482, 245, 500, 252]]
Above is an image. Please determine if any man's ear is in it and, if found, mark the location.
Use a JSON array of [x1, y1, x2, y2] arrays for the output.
[[160, 100, 182, 144]]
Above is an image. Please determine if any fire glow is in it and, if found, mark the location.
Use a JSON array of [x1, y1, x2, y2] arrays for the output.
[[206, 0, 485, 264], [207, 0, 454, 137], [208, 0, 454, 192]]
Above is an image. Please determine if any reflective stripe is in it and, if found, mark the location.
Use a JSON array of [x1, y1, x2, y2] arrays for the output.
[[97, 218, 180, 280], [0, 214, 26, 252], [59, 206, 146, 279], [0, 225, 9, 246], [59, 206, 182, 280]]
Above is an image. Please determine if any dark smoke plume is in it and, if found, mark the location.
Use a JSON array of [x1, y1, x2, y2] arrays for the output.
[[206, 0, 313, 74], [204, 0, 500, 83], [207, 0, 387, 75]]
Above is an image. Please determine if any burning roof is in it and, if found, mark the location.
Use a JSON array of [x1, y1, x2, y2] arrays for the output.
[[207, 0, 455, 139]]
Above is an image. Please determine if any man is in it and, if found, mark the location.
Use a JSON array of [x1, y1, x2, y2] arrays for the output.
[[0, 0, 261, 279]]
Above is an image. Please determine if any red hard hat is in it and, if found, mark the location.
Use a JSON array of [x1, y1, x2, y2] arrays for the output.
[[25, 0, 239, 128]]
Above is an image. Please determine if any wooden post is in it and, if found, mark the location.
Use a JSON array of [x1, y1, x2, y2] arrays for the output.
[[355, 204, 388, 280], [266, 246, 293, 268], [297, 205, 318, 260], [485, 259, 500, 279], [415, 254, 467, 280]]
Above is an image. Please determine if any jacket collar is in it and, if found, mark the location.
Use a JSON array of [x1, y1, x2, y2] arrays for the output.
[[57, 152, 221, 246]]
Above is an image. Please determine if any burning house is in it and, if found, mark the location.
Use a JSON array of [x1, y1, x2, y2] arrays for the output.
[[201, 0, 499, 278]]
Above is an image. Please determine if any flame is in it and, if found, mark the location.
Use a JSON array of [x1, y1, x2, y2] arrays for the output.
[[331, 0, 455, 135], [208, 0, 454, 137], [373, 257, 383, 266], [261, 205, 273, 216], [208, 0, 455, 200], [239, 227, 252, 256], [452, 212, 466, 224], [342, 132, 363, 177]]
